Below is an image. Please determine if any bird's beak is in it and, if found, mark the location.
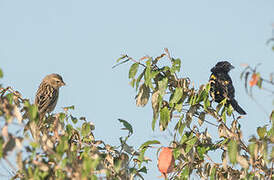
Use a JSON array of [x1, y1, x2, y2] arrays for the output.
[[230, 65, 235, 70], [61, 81, 66, 86]]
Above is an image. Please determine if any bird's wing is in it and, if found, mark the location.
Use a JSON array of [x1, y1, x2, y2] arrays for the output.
[[35, 84, 58, 115], [215, 73, 235, 99]]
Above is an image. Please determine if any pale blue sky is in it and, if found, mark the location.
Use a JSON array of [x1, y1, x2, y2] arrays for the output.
[[0, 0, 274, 179]]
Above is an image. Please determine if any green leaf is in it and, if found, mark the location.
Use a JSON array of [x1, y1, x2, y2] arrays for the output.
[[144, 59, 152, 87], [171, 58, 181, 73], [150, 70, 160, 79], [203, 96, 210, 110], [197, 146, 207, 160], [210, 166, 216, 180], [170, 87, 183, 105], [112, 58, 130, 69], [160, 106, 170, 131], [221, 108, 226, 123], [227, 104, 233, 116], [30, 141, 39, 149], [135, 71, 145, 91], [63, 105, 75, 111], [158, 77, 168, 96], [175, 101, 183, 112], [0, 68, 3, 78], [118, 119, 133, 134], [139, 140, 160, 149], [205, 83, 211, 93], [185, 136, 197, 154], [174, 116, 185, 135], [197, 89, 207, 103], [181, 166, 189, 179], [57, 136, 69, 156], [0, 137, 4, 158], [70, 115, 78, 124], [256, 74, 262, 89], [116, 55, 127, 63], [248, 142, 255, 158], [179, 121, 186, 135], [6, 93, 14, 105], [129, 78, 136, 88], [186, 136, 197, 146], [228, 139, 237, 164], [138, 166, 147, 174], [216, 103, 223, 113], [58, 113, 66, 123], [180, 134, 188, 144], [137, 148, 146, 167], [128, 63, 139, 79], [66, 124, 73, 137], [257, 126, 267, 139], [29, 104, 38, 121], [81, 122, 90, 137], [173, 148, 181, 159], [189, 94, 195, 106]]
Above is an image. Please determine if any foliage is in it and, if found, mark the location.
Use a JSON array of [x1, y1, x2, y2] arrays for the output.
[[0, 47, 273, 179], [114, 48, 274, 179], [0, 76, 146, 179]]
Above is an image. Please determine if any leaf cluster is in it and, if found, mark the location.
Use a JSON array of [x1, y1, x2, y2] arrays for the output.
[[0, 74, 146, 179], [114, 49, 274, 179]]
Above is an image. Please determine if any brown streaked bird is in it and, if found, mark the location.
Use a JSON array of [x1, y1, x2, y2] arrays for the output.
[[35, 73, 65, 119]]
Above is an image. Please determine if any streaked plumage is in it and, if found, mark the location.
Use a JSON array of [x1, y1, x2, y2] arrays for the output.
[[35, 73, 65, 119], [209, 61, 246, 115]]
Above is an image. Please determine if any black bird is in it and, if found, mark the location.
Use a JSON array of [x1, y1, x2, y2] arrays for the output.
[[209, 61, 246, 115]]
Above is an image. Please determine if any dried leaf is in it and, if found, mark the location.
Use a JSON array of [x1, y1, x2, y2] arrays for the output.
[[151, 90, 160, 130], [249, 73, 259, 87], [3, 134, 16, 157], [15, 138, 23, 149], [237, 155, 249, 169], [136, 83, 150, 107], [218, 124, 228, 138], [140, 56, 150, 61], [105, 154, 114, 166], [16, 151, 23, 170], [2, 125, 8, 138], [222, 151, 228, 170], [157, 147, 174, 178], [198, 112, 205, 126], [14, 106, 22, 123]]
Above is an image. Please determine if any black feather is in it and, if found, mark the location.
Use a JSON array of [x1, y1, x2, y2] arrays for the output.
[[209, 61, 246, 115], [229, 99, 246, 115]]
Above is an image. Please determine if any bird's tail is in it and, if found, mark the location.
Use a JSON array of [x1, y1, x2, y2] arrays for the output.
[[230, 99, 246, 115]]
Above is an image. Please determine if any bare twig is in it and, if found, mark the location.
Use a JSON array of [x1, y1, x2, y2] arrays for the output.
[[0, 86, 25, 102]]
